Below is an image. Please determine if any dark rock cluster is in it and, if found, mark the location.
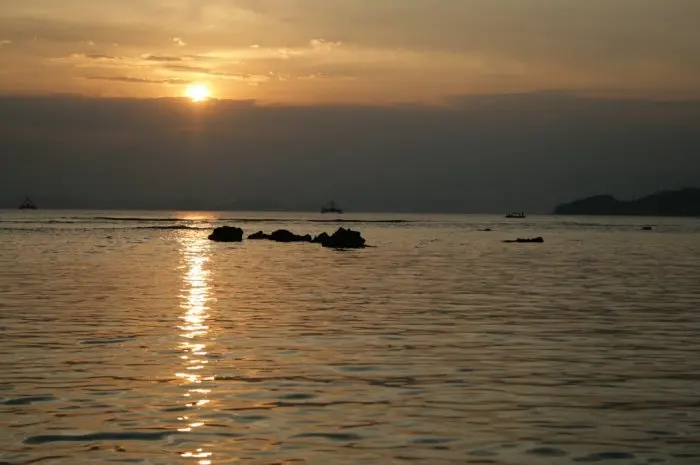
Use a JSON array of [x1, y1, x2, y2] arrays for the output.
[[320, 228, 365, 249], [209, 226, 366, 249], [208, 226, 243, 242], [502, 236, 544, 243], [248, 229, 313, 243]]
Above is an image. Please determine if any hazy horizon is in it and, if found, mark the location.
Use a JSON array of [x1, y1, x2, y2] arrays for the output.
[[2, 1, 700, 212], [2, 92, 700, 212], [3, 184, 700, 215]]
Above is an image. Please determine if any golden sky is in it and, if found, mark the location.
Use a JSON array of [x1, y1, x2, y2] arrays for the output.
[[1, 0, 699, 103]]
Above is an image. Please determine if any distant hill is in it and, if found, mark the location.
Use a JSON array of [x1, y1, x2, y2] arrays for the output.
[[553, 188, 700, 216]]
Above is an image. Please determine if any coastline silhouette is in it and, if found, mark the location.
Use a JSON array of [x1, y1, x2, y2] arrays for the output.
[[554, 188, 700, 216]]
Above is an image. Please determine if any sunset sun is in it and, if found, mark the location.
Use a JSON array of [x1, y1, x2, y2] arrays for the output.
[[185, 84, 211, 102]]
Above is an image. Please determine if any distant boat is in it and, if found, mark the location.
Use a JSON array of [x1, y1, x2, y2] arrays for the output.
[[321, 200, 343, 214], [505, 212, 525, 218], [19, 197, 37, 210]]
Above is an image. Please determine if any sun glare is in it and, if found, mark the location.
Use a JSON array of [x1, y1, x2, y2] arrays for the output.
[[185, 84, 211, 102]]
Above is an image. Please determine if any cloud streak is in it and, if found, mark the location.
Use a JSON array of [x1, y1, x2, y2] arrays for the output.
[[142, 54, 182, 62], [80, 53, 119, 60], [86, 76, 191, 85]]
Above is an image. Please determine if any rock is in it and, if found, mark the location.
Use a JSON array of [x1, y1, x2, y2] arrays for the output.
[[503, 236, 544, 243], [216, 226, 367, 248], [311, 232, 330, 243], [269, 229, 312, 243], [248, 231, 269, 239], [479, 228, 492, 232], [208, 226, 243, 242], [247, 229, 312, 242], [321, 227, 366, 249], [640, 226, 653, 231]]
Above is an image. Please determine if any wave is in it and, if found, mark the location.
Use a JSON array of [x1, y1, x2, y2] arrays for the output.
[[307, 219, 411, 223], [24, 431, 173, 444], [3, 215, 415, 225], [93, 216, 187, 222], [95, 216, 413, 224], [135, 225, 209, 230], [0, 217, 192, 224], [0, 219, 82, 224], [0, 225, 206, 232], [0, 227, 62, 232]]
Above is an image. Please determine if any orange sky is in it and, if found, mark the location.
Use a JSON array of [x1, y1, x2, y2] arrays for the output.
[[1, 0, 699, 104]]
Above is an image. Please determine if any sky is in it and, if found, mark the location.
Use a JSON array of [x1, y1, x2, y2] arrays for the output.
[[1, 1, 699, 211]]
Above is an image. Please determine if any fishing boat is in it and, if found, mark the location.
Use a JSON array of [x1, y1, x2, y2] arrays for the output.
[[19, 197, 37, 210], [321, 200, 343, 214], [505, 211, 525, 218]]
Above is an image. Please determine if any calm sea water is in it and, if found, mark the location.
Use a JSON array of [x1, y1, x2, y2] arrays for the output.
[[1, 210, 700, 465]]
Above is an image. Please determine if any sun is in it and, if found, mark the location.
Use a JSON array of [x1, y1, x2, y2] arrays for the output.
[[185, 84, 211, 102]]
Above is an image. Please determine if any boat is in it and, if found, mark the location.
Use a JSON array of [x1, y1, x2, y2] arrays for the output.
[[505, 212, 525, 218], [19, 197, 37, 210], [321, 200, 343, 214]]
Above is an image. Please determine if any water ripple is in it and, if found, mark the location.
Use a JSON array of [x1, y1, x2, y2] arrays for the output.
[[1, 212, 700, 463]]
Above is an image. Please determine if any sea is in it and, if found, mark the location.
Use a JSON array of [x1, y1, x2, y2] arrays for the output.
[[1, 210, 699, 465]]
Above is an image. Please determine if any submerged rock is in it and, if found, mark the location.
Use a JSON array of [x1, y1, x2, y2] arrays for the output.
[[248, 230, 268, 240], [270, 229, 312, 243], [247, 229, 312, 243], [503, 236, 544, 243], [208, 226, 243, 242], [321, 227, 366, 249]]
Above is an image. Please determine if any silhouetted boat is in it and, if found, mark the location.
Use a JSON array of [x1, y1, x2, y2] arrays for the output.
[[19, 197, 37, 210], [321, 200, 343, 214], [505, 212, 525, 218]]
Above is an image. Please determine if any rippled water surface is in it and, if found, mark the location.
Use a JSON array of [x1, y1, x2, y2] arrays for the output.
[[1, 210, 700, 464]]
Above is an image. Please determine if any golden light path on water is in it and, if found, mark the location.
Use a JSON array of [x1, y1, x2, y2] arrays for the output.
[[176, 231, 215, 465]]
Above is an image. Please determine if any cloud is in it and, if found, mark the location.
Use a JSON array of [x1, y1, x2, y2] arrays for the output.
[[161, 62, 349, 85], [163, 64, 211, 73], [142, 54, 182, 62], [54, 53, 124, 66], [298, 72, 354, 81], [86, 76, 191, 85], [81, 53, 119, 60], [162, 64, 272, 82], [64, 52, 209, 65], [310, 38, 342, 52], [1, 1, 699, 102]]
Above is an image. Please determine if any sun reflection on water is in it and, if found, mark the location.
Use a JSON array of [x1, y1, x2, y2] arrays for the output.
[[176, 234, 216, 462]]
